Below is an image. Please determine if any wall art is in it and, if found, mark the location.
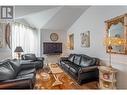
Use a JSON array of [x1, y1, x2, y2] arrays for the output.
[[80, 31, 90, 47]]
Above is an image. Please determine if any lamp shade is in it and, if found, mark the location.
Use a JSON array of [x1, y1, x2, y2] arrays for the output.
[[14, 46, 23, 52]]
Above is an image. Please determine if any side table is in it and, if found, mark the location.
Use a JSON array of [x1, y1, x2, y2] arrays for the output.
[[98, 66, 117, 89]]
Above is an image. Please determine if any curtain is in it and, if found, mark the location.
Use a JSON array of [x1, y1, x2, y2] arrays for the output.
[[12, 22, 38, 58]]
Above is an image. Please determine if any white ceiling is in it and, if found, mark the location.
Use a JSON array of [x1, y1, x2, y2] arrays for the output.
[[23, 7, 62, 28], [15, 6, 58, 19], [15, 6, 89, 30]]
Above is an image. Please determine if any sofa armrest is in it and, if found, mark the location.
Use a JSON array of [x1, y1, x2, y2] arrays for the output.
[[20, 63, 35, 70], [95, 58, 100, 66], [0, 78, 33, 89], [21, 55, 25, 60], [36, 57, 44, 61], [79, 66, 98, 73], [60, 57, 68, 61]]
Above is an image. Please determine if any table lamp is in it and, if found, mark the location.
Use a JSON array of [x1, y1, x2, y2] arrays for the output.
[[14, 46, 23, 59], [104, 37, 126, 68]]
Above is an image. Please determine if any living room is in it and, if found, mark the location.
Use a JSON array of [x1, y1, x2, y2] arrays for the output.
[[0, 5, 127, 90]]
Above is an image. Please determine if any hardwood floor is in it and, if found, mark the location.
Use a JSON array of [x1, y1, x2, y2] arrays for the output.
[[34, 68, 99, 89]]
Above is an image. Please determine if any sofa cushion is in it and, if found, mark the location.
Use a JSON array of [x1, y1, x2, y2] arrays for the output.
[[92, 58, 97, 65], [20, 63, 35, 70], [68, 62, 81, 70], [18, 68, 35, 76], [60, 60, 71, 71], [64, 63, 70, 68], [0, 62, 15, 81], [16, 73, 35, 79], [24, 54, 37, 60], [73, 55, 81, 65], [68, 54, 75, 62], [61, 60, 70, 64], [69, 67, 78, 75], [80, 56, 96, 67], [10, 60, 21, 73], [68, 63, 81, 75], [31, 61, 42, 68]]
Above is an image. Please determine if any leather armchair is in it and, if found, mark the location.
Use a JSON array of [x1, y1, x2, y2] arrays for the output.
[[21, 54, 44, 69]]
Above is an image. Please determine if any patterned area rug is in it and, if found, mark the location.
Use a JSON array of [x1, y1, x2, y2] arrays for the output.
[[34, 67, 98, 89]]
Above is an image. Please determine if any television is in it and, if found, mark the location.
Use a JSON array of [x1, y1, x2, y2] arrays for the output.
[[43, 42, 62, 54]]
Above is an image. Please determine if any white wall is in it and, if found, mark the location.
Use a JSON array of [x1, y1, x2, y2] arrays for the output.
[[40, 29, 67, 64], [67, 6, 127, 89], [0, 48, 11, 61]]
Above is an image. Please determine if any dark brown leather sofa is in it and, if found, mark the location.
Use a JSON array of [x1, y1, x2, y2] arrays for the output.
[[59, 54, 100, 84]]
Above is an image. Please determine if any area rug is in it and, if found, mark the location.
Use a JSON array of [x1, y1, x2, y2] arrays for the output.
[[34, 68, 98, 89]]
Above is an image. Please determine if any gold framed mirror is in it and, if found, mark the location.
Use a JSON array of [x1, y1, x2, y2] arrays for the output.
[[105, 14, 127, 54]]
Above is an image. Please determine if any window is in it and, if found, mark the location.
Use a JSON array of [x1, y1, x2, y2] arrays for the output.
[[12, 22, 38, 58]]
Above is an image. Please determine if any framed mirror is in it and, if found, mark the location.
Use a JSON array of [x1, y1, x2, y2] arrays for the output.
[[105, 14, 127, 54]]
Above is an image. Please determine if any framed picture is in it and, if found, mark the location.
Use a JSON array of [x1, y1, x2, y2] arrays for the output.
[[69, 34, 74, 50], [80, 31, 90, 47]]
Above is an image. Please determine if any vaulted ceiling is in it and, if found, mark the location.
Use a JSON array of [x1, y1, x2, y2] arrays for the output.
[[15, 6, 89, 31]]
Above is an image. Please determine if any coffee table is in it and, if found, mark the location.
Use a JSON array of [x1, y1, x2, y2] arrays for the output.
[[48, 63, 64, 86]]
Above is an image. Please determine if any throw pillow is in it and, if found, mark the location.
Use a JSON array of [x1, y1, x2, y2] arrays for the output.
[[68, 54, 75, 62]]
